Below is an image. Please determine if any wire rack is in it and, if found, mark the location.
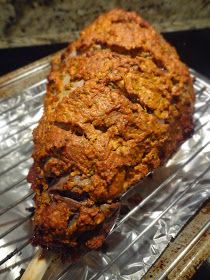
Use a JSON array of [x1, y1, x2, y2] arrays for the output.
[[0, 67, 210, 280]]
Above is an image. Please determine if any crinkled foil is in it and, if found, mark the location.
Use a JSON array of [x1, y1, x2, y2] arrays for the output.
[[0, 69, 210, 280]]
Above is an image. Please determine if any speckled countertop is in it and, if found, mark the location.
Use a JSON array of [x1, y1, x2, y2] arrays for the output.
[[1, 0, 210, 48]]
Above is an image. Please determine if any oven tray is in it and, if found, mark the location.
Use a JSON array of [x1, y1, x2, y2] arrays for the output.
[[0, 56, 210, 280]]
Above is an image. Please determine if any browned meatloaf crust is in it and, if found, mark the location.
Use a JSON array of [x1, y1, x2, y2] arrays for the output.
[[28, 9, 194, 252]]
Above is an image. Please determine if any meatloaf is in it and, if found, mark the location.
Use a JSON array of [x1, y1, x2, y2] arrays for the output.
[[28, 9, 195, 252]]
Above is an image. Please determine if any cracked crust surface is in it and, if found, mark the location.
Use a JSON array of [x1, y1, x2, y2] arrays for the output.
[[28, 9, 194, 252]]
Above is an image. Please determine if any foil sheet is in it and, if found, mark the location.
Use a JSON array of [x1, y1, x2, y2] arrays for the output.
[[0, 68, 210, 280]]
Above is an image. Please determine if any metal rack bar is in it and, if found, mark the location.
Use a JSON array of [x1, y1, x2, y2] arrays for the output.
[[1, 235, 31, 249], [0, 156, 31, 178], [0, 191, 33, 216], [0, 140, 32, 160], [0, 239, 31, 266], [0, 177, 26, 195], [0, 214, 32, 240], [0, 256, 33, 274]]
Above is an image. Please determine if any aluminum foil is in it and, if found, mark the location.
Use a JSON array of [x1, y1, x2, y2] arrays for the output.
[[0, 68, 210, 280]]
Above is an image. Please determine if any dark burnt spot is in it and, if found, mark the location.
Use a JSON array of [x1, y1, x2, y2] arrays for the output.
[[50, 189, 90, 202], [171, 77, 179, 85], [124, 91, 140, 104], [152, 57, 167, 72], [54, 121, 86, 137], [158, 148, 165, 160], [130, 123, 139, 129], [46, 176, 58, 187], [146, 107, 154, 114], [172, 95, 180, 104], [61, 52, 66, 61], [94, 124, 109, 133]]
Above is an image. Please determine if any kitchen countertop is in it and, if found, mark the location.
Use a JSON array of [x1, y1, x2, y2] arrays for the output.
[[1, 0, 210, 49]]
